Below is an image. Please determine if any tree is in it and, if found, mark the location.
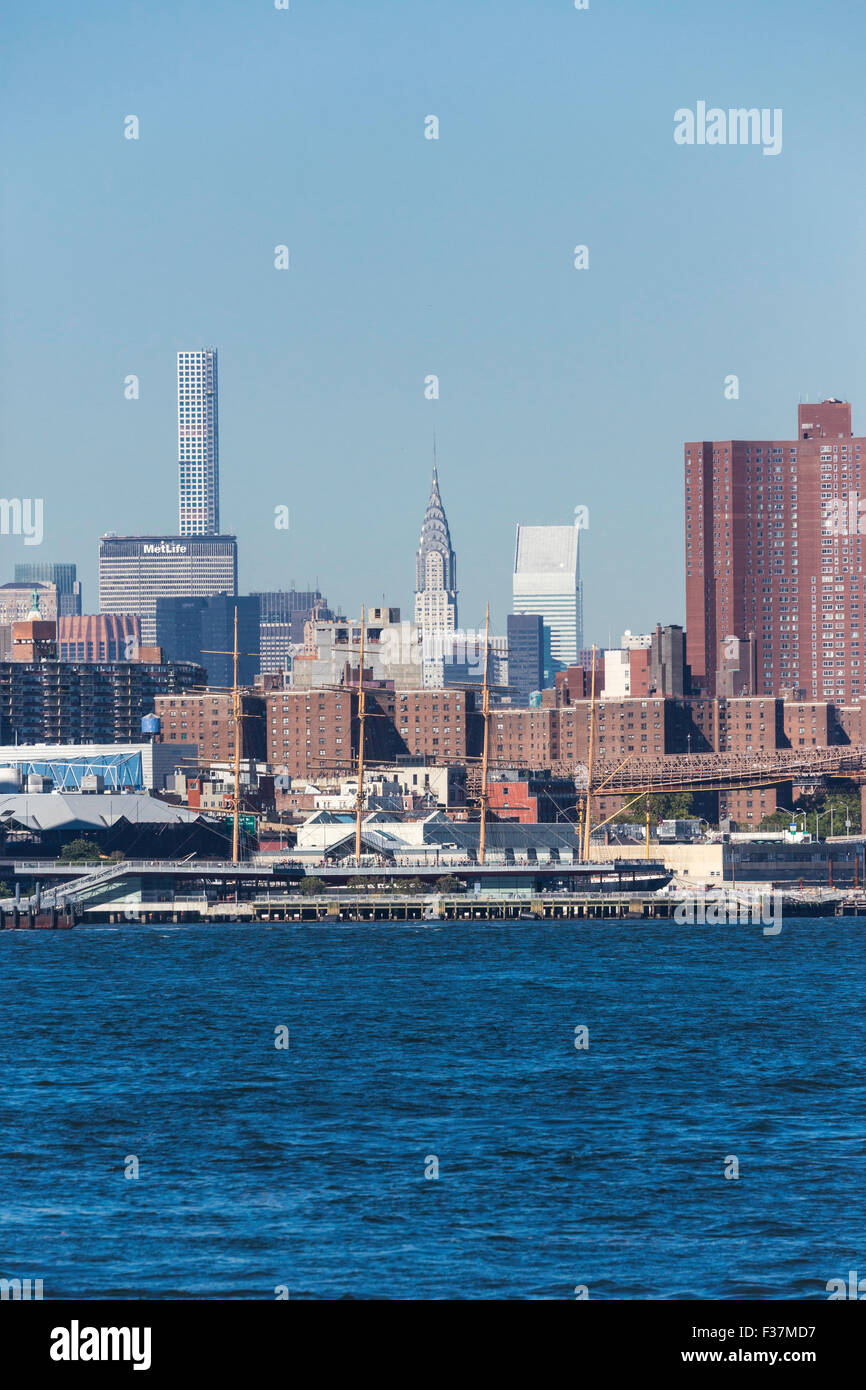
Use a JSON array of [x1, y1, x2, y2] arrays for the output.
[[435, 876, 461, 894], [759, 783, 861, 835], [298, 876, 325, 894], [757, 809, 796, 832], [612, 792, 694, 825], [58, 838, 100, 864]]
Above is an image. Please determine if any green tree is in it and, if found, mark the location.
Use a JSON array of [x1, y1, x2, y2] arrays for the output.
[[298, 876, 326, 894], [58, 838, 100, 864], [757, 809, 796, 831], [759, 783, 861, 835], [435, 875, 461, 894], [613, 792, 695, 825]]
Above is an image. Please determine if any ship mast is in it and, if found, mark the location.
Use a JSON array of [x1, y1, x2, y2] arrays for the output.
[[231, 606, 241, 864], [479, 602, 490, 865], [582, 643, 597, 861], [354, 605, 366, 867]]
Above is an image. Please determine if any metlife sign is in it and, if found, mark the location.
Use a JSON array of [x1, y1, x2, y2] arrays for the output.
[[98, 534, 238, 644]]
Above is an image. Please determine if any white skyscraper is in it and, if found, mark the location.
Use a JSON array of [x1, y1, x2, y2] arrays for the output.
[[414, 462, 459, 688], [178, 348, 219, 535], [512, 521, 583, 669]]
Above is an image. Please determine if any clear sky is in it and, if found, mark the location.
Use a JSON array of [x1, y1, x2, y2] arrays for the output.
[[2, 0, 864, 644]]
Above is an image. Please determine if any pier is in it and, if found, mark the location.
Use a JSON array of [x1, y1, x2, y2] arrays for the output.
[[73, 892, 866, 925], [0, 906, 74, 930]]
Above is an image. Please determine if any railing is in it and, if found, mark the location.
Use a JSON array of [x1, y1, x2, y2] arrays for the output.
[[11, 858, 278, 874]]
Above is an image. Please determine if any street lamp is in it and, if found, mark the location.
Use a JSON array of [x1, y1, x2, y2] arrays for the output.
[[777, 804, 807, 836]]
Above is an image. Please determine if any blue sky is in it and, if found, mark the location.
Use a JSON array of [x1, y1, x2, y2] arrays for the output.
[[3, 0, 864, 643]]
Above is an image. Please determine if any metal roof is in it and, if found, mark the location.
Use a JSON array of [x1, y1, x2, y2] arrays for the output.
[[0, 794, 203, 832]]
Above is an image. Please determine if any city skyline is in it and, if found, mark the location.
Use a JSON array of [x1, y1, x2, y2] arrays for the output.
[[13, 369, 866, 673]]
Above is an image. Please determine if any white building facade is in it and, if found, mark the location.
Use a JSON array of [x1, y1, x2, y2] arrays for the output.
[[98, 535, 238, 645], [178, 348, 220, 535], [512, 521, 583, 671]]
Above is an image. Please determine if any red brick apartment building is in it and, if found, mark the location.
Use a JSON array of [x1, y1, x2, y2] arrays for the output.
[[685, 398, 866, 704], [161, 668, 866, 831], [266, 690, 356, 777], [154, 692, 266, 763], [264, 688, 482, 780]]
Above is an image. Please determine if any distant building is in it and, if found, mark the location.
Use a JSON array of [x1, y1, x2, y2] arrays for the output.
[[12, 617, 57, 662], [650, 623, 690, 697], [178, 347, 219, 535], [0, 741, 191, 791], [14, 563, 81, 616], [0, 658, 204, 744], [201, 596, 259, 688], [507, 614, 544, 705], [291, 610, 421, 690], [621, 629, 652, 650], [154, 597, 205, 670], [58, 614, 142, 663], [415, 462, 458, 683], [513, 521, 583, 676], [0, 581, 58, 625], [715, 632, 757, 698], [155, 594, 259, 687], [442, 631, 508, 691], [487, 770, 577, 823], [0, 793, 229, 860], [602, 646, 651, 700], [153, 691, 266, 762], [98, 534, 238, 645], [252, 589, 332, 675], [685, 398, 863, 700]]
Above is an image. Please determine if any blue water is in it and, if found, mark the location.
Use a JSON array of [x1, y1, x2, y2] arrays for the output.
[[0, 919, 864, 1300]]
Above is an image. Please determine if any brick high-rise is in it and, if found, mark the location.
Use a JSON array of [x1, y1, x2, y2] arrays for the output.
[[685, 399, 865, 702]]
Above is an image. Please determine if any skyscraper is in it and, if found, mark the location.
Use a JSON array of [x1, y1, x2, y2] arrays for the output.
[[98, 534, 238, 645], [685, 399, 864, 702], [252, 589, 333, 674], [507, 613, 544, 705], [512, 522, 583, 675], [156, 594, 259, 687], [178, 348, 219, 535], [414, 462, 458, 638]]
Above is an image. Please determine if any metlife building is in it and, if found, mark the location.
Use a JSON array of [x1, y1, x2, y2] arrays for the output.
[[98, 534, 238, 645]]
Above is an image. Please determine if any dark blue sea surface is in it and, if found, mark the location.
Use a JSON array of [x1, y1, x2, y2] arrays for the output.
[[0, 919, 864, 1300]]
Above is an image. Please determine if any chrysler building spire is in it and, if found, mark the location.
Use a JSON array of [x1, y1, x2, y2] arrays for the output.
[[414, 455, 458, 638]]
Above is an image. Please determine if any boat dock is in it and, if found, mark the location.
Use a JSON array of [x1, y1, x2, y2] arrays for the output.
[[62, 892, 866, 925]]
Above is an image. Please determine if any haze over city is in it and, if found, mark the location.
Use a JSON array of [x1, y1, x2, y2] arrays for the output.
[[3, 0, 865, 641]]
